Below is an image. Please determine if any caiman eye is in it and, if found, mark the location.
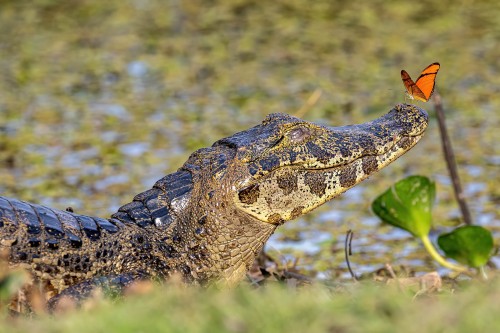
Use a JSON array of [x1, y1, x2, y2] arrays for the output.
[[288, 127, 311, 142]]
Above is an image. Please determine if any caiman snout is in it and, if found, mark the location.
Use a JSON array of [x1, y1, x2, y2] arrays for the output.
[[306, 103, 429, 167], [235, 104, 429, 224]]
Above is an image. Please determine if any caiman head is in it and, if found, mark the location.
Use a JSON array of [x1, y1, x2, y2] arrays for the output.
[[175, 103, 427, 285], [207, 103, 428, 225]]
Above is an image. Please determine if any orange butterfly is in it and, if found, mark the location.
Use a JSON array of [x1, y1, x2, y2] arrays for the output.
[[401, 62, 440, 102]]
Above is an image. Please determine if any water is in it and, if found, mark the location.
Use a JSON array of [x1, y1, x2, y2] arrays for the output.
[[1, 0, 499, 280]]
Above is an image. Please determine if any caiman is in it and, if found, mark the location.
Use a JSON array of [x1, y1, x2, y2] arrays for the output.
[[0, 103, 428, 306]]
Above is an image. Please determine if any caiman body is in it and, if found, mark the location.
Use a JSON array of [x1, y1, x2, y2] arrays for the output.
[[0, 104, 428, 304]]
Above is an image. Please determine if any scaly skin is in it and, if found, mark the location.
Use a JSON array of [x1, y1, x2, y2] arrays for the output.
[[0, 104, 428, 304]]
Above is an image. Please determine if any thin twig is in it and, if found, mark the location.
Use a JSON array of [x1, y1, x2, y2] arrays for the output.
[[344, 230, 358, 282], [294, 89, 322, 118], [433, 93, 473, 225], [384, 263, 398, 280], [385, 263, 403, 292]]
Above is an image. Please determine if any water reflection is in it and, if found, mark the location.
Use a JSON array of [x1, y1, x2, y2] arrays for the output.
[[90, 103, 131, 119], [266, 229, 332, 255], [94, 174, 130, 191], [119, 142, 150, 157]]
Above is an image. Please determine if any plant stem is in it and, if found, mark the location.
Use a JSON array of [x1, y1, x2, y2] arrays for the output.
[[344, 230, 358, 282], [479, 266, 488, 280], [433, 94, 473, 225], [294, 89, 322, 118], [420, 234, 468, 272]]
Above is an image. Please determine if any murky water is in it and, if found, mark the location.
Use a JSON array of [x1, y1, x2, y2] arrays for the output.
[[0, 1, 499, 279]]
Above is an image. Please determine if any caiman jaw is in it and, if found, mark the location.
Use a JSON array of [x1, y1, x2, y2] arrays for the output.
[[235, 104, 428, 224]]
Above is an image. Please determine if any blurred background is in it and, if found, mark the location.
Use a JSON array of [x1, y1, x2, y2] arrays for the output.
[[0, 0, 498, 279]]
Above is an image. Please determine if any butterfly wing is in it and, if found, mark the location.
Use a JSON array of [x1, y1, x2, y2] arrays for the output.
[[401, 70, 427, 102], [414, 62, 440, 101]]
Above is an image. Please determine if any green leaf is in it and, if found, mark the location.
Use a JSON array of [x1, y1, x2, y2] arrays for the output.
[[372, 175, 435, 238], [437, 226, 494, 267]]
